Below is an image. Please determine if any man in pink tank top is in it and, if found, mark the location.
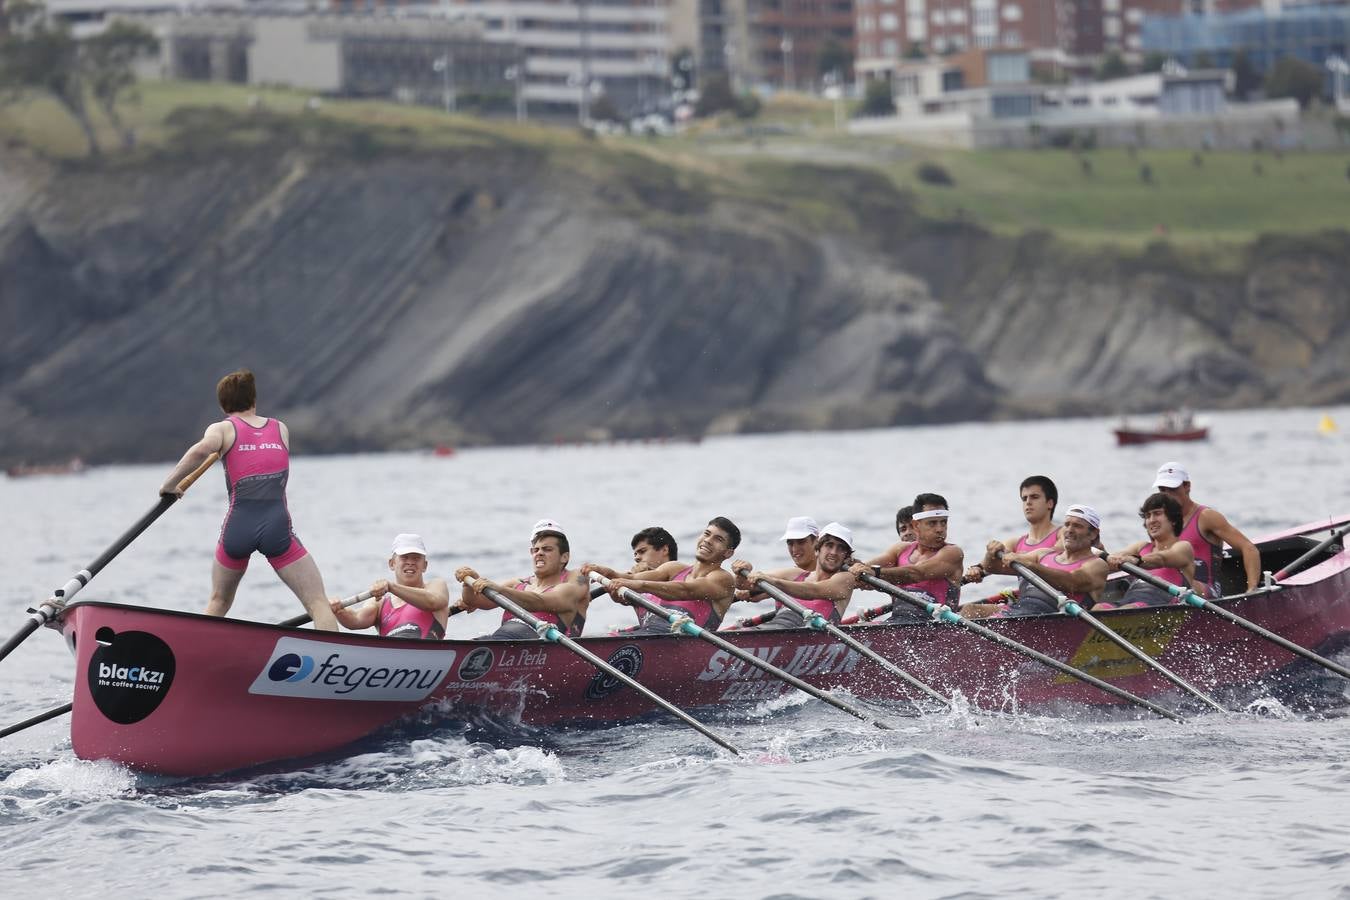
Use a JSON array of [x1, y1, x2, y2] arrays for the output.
[[733, 522, 857, 629], [1153, 461, 1261, 595], [1098, 492, 1197, 609], [849, 493, 965, 623], [964, 475, 1061, 587], [331, 533, 449, 639], [157, 369, 336, 630], [972, 504, 1110, 617], [455, 520, 591, 640], [731, 516, 819, 608], [630, 526, 678, 573], [584, 517, 740, 633]]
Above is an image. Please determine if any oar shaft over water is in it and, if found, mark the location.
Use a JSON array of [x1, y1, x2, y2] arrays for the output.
[[0, 453, 219, 666], [593, 575, 891, 730], [856, 574, 1182, 722], [1011, 561, 1226, 713]]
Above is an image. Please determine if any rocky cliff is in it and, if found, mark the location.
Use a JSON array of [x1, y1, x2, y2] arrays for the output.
[[2, 108, 1348, 465]]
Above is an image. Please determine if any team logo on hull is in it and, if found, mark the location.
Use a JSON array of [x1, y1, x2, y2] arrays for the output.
[[250, 637, 455, 702], [585, 645, 643, 700], [87, 627, 176, 725], [457, 647, 494, 682]]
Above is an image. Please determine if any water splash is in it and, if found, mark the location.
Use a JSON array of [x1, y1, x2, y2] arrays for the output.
[[1, 756, 137, 807]]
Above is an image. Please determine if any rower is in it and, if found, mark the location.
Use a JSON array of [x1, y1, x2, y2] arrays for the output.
[[731, 516, 818, 608], [630, 526, 678, 573], [582, 517, 740, 635], [970, 504, 1109, 618], [849, 493, 964, 623], [733, 522, 857, 629], [895, 505, 916, 542], [330, 533, 449, 639], [1097, 493, 1195, 610], [454, 519, 591, 639], [1152, 461, 1261, 595], [961, 474, 1061, 616]]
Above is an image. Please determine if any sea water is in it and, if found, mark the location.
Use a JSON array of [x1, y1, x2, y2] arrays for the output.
[[2, 408, 1349, 897]]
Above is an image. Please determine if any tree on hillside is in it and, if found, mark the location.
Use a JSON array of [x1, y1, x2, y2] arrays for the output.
[[817, 37, 853, 81], [1096, 52, 1129, 81], [1264, 56, 1324, 108], [855, 77, 894, 118], [0, 0, 101, 157], [1231, 49, 1261, 100], [84, 20, 158, 150]]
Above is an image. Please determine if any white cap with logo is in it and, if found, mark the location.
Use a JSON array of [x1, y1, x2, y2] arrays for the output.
[[391, 533, 428, 557], [818, 522, 854, 552], [531, 519, 566, 540], [779, 516, 820, 541], [1154, 462, 1190, 489], [1063, 504, 1101, 531]]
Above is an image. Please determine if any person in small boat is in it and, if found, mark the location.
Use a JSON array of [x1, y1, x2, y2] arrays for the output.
[[158, 368, 336, 630], [630, 526, 678, 573], [455, 520, 591, 640], [1097, 492, 1196, 610], [733, 522, 857, 629], [1152, 461, 1261, 595], [583, 517, 740, 635], [849, 493, 964, 623], [730, 516, 819, 608], [895, 505, 916, 542], [961, 475, 1062, 615], [330, 533, 449, 639], [965, 504, 1109, 618]]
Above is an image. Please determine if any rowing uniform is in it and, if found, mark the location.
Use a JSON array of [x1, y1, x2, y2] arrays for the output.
[[887, 542, 960, 623], [634, 566, 723, 635], [378, 594, 445, 640], [752, 571, 840, 630], [1014, 526, 1061, 555], [1097, 543, 1186, 610], [215, 416, 307, 572], [1179, 505, 1223, 597], [480, 571, 585, 640], [994, 551, 1092, 618]]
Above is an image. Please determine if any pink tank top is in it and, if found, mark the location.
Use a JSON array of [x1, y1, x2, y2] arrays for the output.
[[1139, 543, 1186, 587], [379, 595, 444, 640], [653, 566, 719, 628], [897, 542, 957, 609], [502, 570, 583, 636], [1178, 505, 1221, 593], [222, 416, 289, 500], [1015, 526, 1061, 555], [776, 570, 836, 619], [1037, 552, 1093, 604]]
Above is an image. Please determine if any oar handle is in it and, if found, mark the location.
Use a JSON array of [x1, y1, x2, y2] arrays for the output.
[[174, 451, 220, 494], [724, 609, 778, 630], [461, 573, 740, 755], [840, 601, 893, 625], [279, 589, 376, 628]]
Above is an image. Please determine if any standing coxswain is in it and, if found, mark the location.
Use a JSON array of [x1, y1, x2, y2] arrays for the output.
[[157, 369, 336, 630]]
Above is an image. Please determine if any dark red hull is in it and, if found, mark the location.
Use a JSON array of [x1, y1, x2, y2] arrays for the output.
[[1114, 427, 1209, 446]]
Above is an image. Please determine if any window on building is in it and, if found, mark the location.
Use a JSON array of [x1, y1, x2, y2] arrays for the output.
[[950, 34, 967, 50], [1103, 17, 1121, 37], [1102, 0, 1119, 10], [908, 16, 927, 38], [976, 33, 996, 47], [882, 38, 899, 55], [880, 12, 899, 29], [1002, 4, 1021, 21], [949, 9, 966, 24], [974, 7, 995, 27], [931, 9, 945, 24], [1002, 30, 1021, 46]]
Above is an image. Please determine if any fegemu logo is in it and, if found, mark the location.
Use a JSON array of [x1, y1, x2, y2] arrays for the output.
[[249, 637, 456, 702]]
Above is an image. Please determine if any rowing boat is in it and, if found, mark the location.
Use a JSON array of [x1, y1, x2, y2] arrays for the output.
[[1113, 426, 1209, 446], [50, 523, 1350, 776]]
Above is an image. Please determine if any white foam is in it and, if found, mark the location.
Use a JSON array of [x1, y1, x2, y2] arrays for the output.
[[2, 756, 136, 804]]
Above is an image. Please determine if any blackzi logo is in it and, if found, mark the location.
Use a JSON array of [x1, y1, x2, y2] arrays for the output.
[[87, 627, 176, 725], [249, 637, 455, 702], [585, 645, 643, 700]]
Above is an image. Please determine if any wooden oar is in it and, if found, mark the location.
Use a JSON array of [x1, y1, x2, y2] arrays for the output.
[[723, 609, 778, 630], [1274, 522, 1350, 582], [840, 602, 893, 625], [0, 452, 219, 666], [2, 585, 377, 740], [737, 570, 952, 707], [1110, 554, 1350, 683], [1008, 560, 1227, 713], [854, 574, 1183, 721], [457, 573, 740, 755], [591, 574, 893, 729]]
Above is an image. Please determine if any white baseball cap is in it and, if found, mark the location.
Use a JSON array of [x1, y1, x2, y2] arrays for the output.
[[779, 516, 820, 541], [390, 533, 427, 556], [818, 522, 854, 552], [530, 519, 566, 540], [1154, 462, 1190, 489], [1063, 504, 1101, 531]]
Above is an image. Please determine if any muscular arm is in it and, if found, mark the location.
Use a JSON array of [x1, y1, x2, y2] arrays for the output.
[[388, 578, 450, 614], [333, 598, 379, 631], [621, 568, 735, 605], [1201, 508, 1261, 591], [753, 570, 855, 604], [1020, 556, 1110, 597], [886, 545, 964, 584], [159, 421, 229, 495], [488, 580, 587, 616], [862, 542, 905, 568]]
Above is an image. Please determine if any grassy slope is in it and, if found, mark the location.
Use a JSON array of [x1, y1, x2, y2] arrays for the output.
[[3, 81, 1348, 248]]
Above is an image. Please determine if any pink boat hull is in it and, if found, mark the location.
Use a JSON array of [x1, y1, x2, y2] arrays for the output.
[[57, 530, 1350, 777]]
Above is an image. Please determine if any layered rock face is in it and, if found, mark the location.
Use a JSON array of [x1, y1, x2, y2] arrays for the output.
[[1, 126, 1346, 465]]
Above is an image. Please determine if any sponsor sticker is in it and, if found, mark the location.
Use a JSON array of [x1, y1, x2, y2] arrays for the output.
[[1057, 609, 1188, 683], [585, 645, 643, 700], [87, 627, 176, 724], [457, 646, 494, 682], [249, 637, 455, 702]]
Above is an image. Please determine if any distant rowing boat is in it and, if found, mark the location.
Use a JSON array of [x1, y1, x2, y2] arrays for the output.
[[5, 458, 86, 478], [49, 520, 1349, 776], [1114, 426, 1209, 446]]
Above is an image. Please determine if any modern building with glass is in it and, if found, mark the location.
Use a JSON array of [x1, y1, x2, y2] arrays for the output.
[[1140, 3, 1349, 74]]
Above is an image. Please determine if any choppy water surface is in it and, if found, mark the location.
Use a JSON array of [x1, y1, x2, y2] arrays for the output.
[[3, 408, 1350, 897]]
